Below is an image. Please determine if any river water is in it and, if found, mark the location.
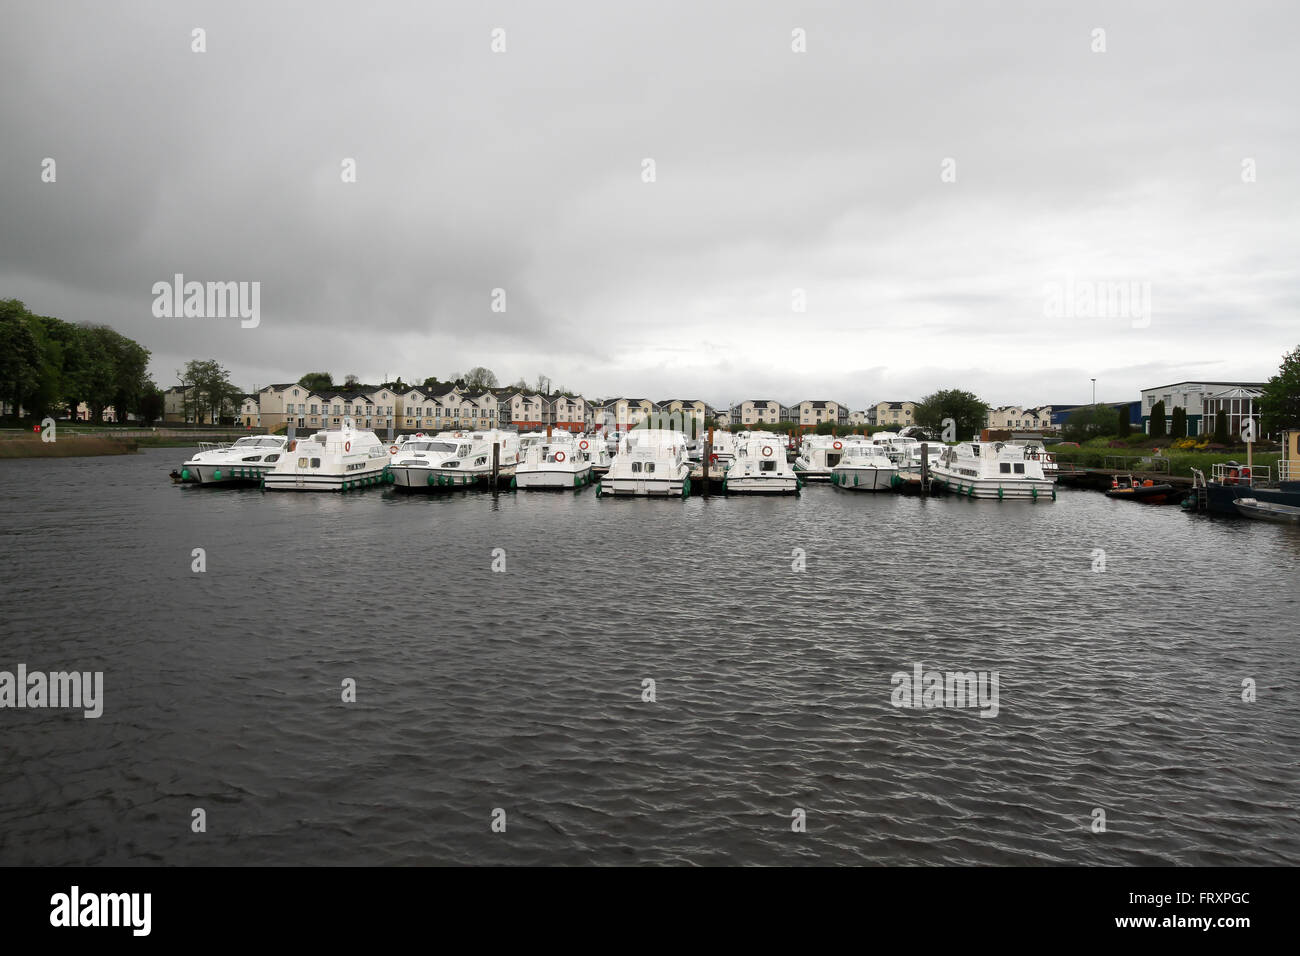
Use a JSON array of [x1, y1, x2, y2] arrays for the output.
[[1, 448, 1297, 865]]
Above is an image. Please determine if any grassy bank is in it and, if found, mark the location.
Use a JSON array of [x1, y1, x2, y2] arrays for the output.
[[0, 436, 138, 458]]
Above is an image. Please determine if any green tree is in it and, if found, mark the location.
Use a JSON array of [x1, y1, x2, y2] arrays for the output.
[[914, 389, 988, 442], [299, 372, 334, 393], [1213, 409, 1230, 444], [1149, 400, 1166, 439], [139, 383, 165, 423], [344, 373, 361, 388], [1170, 406, 1187, 438], [1064, 405, 1115, 442], [182, 360, 240, 424], [1259, 343, 1300, 434], [0, 300, 44, 418], [1116, 405, 1131, 437]]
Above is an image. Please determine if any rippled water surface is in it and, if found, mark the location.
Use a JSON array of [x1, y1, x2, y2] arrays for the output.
[[1, 449, 1298, 865]]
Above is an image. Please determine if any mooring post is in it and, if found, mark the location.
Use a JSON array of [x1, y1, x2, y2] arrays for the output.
[[492, 441, 500, 489], [921, 442, 930, 494], [703, 426, 712, 498]]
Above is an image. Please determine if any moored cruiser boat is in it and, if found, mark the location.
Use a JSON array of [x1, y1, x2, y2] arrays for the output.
[[388, 428, 520, 491], [1006, 439, 1057, 477], [793, 435, 853, 481], [179, 435, 288, 485], [599, 429, 692, 497], [723, 437, 799, 494], [515, 432, 594, 490], [830, 442, 898, 491], [930, 441, 1056, 500], [699, 429, 738, 468], [575, 434, 612, 475], [263, 419, 389, 492]]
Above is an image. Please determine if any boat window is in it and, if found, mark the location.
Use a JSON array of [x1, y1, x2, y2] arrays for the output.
[[760, 460, 776, 472], [646, 463, 655, 473], [298, 457, 309, 468], [632, 462, 642, 473], [311, 458, 321, 468], [264, 454, 279, 462], [1000, 463, 1011, 473], [827, 454, 841, 466], [242, 455, 263, 462], [1014, 463, 1025, 473]]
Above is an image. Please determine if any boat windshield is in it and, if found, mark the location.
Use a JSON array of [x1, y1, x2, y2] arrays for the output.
[[404, 441, 457, 453]]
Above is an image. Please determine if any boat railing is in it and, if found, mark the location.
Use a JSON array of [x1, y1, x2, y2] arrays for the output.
[[197, 441, 231, 452], [1104, 454, 1170, 473], [1211, 462, 1269, 487], [1277, 460, 1297, 481]]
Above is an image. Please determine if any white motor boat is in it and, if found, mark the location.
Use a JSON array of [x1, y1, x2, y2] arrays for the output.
[[724, 437, 799, 494], [179, 435, 288, 485], [263, 419, 390, 491], [1006, 439, 1058, 477], [388, 428, 520, 490], [930, 441, 1056, 500], [694, 430, 738, 468], [830, 442, 898, 491], [574, 434, 612, 475], [599, 429, 692, 497], [515, 432, 595, 490], [793, 435, 855, 481]]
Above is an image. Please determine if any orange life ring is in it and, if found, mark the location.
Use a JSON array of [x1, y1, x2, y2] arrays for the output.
[[345, 441, 351, 452], [833, 441, 843, 450], [554, 450, 566, 462], [579, 440, 589, 450], [762, 445, 773, 457], [389, 445, 399, 454]]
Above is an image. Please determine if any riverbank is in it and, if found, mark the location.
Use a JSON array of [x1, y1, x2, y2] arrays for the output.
[[0, 436, 138, 458], [0, 428, 246, 457]]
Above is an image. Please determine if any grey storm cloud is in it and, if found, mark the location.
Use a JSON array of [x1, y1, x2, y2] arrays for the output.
[[1, 0, 1295, 407]]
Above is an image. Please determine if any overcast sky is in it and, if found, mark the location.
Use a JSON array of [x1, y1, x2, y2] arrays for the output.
[[2, 1, 1296, 409]]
